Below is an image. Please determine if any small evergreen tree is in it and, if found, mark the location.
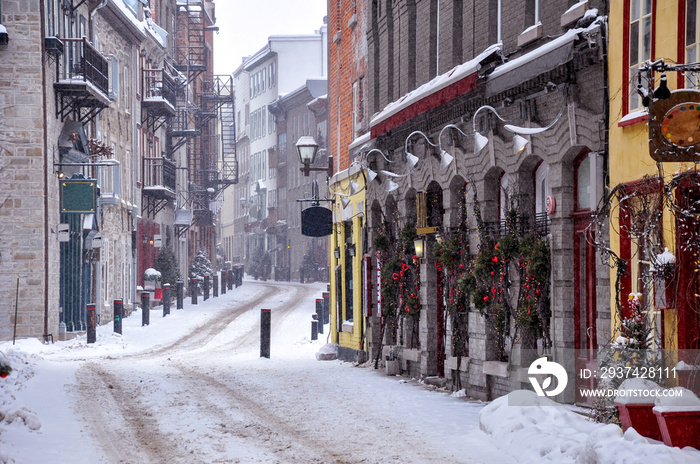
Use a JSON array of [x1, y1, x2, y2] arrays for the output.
[[154, 246, 180, 286], [299, 245, 319, 282], [249, 247, 271, 281], [189, 248, 213, 282]]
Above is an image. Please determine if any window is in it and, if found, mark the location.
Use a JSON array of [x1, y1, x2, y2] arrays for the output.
[[352, 80, 359, 136], [525, 0, 540, 27], [271, 62, 276, 87], [109, 56, 119, 101], [535, 162, 550, 216], [686, 0, 700, 87], [576, 155, 592, 210], [629, 0, 653, 112], [499, 172, 509, 221], [278, 133, 287, 163], [489, 0, 502, 45], [261, 106, 266, 136], [123, 66, 130, 113]]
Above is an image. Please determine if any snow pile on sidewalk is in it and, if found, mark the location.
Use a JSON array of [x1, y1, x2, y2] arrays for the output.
[[0, 348, 41, 464], [479, 390, 700, 463], [315, 343, 337, 361]]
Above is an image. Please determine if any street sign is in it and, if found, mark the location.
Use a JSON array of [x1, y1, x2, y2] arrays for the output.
[[154, 234, 162, 248], [57, 223, 70, 242]]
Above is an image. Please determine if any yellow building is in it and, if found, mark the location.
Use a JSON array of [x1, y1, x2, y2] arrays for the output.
[[328, 164, 369, 361], [608, 1, 700, 364]]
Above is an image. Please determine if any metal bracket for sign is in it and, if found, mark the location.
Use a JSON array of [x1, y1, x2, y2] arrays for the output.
[[296, 198, 335, 204]]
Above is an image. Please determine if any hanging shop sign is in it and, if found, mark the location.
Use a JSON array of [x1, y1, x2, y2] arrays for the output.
[[301, 206, 333, 237], [649, 89, 700, 162], [60, 179, 97, 213]]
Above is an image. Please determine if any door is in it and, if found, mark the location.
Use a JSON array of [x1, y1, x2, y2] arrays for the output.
[[573, 213, 597, 403]]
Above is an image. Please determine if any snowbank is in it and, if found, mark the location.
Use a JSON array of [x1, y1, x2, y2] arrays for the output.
[[615, 378, 664, 404], [479, 390, 700, 463]]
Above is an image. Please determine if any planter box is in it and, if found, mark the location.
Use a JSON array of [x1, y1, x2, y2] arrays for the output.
[[653, 408, 700, 449], [615, 402, 662, 441]]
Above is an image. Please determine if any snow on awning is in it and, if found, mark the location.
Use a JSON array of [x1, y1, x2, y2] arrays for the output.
[[485, 27, 583, 97], [369, 44, 503, 138]]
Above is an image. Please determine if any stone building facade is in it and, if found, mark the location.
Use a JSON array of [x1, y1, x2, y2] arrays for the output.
[[356, 0, 611, 402], [0, 0, 229, 342]]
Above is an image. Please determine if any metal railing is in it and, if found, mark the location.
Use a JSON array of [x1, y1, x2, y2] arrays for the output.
[[142, 67, 177, 108], [60, 38, 109, 96], [143, 157, 176, 192], [482, 212, 550, 240]]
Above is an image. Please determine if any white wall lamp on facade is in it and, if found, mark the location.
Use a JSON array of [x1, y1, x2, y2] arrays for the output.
[[513, 134, 529, 155], [405, 130, 454, 170], [472, 90, 567, 155], [340, 197, 351, 209]]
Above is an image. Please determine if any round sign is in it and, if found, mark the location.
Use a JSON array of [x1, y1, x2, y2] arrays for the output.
[[545, 195, 556, 215]]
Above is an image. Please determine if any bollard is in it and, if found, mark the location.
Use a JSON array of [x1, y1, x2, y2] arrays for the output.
[[228, 269, 234, 290], [260, 309, 271, 358], [141, 292, 150, 326], [213, 275, 219, 297], [191, 278, 198, 305], [176, 280, 184, 309], [113, 299, 123, 334], [322, 291, 330, 324], [220, 270, 227, 294], [316, 299, 324, 334], [204, 275, 210, 300], [86, 303, 96, 343], [163, 283, 171, 317], [311, 314, 318, 341]]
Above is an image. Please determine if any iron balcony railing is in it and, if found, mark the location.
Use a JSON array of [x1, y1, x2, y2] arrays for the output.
[[143, 157, 176, 193], [60, 37, 109, 96], [483, 212, 551, 240], [142, 67, 177, 109]]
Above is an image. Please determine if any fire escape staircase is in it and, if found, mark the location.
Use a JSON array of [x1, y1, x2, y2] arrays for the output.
[[174, 2, 207, 84]]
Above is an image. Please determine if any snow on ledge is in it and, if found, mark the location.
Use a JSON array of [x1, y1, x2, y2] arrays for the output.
[[369, 43, 503, 129]]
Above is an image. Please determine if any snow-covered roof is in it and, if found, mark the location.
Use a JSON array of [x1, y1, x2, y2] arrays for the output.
[[369, 44, 503, 132]]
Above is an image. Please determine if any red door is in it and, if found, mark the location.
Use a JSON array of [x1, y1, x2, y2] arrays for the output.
[[676, 182, 700, 355], [573, 212, 597, 404]]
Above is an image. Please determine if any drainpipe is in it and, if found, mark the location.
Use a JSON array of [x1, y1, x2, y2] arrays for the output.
[[41, 0, 49, 341]]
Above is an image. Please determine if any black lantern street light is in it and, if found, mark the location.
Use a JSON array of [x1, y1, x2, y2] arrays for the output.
[[296, 136, 334, 177]]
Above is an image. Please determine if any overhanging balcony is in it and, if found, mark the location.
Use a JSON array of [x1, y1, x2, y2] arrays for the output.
[[142, 156, 176, 218], [141, 67, 177, 132], [53, 37, 110, 123]]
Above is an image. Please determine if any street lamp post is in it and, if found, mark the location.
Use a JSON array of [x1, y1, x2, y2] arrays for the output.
[[296, 136, 334, 177]]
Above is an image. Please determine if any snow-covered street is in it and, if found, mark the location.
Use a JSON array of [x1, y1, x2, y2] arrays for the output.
[[2, 280, 700, 463]]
